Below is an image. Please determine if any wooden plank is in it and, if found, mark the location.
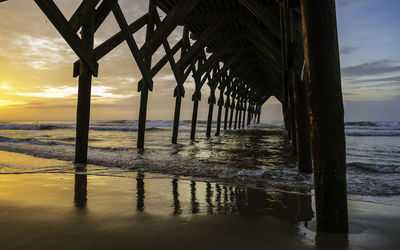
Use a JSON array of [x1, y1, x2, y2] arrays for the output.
[[112, 4, 153, 90], [34, 0, 98, 76]]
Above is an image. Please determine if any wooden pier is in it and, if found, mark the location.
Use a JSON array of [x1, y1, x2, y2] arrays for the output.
[[2, 0, 348, 233]]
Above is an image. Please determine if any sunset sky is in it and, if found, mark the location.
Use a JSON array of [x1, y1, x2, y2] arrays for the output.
[[0, 0, 399, 121]]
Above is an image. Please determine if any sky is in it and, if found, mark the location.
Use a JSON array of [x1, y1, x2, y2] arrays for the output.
[[0, 0, 399, 121]]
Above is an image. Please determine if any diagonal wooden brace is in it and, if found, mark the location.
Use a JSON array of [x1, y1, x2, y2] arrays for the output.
[[112, 3, 154, 91], [69, 0, 101, 33], [34, 0, 98, 76]]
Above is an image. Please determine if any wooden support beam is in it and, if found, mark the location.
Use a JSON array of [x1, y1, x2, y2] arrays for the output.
[[172, 95, 182, 144], [215, 87, 224, 136], [300, 0, 348, 233], [206, 64, 218, 137], [247, 104, 252, 126], [190, 97, 199, 141], [208, 53, 241, 90], [94, 0, 119, 32], [177, 13, 231, 71], [238, 100, 243, 129], [280, 4, 291, 135], [34, 0, 98, 76], [191, 60, 202, 141], [242, 101, 247, 128], [282, 0, 297, 155], [239, 0, 281, 40], [74, 3, 95, 163], [141, 0, 200, 58], [229, 96, 235, 129], [234, 99, 240, 129], [182, 10, 244, 25], [69, 0, 101, 33], [157, 20, 188, 144], [206, 94, 215, 138], [112, 4, 153, 90], [93, 14, 148, 61], [136, 0, 154, 149], [290, 9, 312, 173], [137, 40, 182, 88], [224, 94, 230, 130]]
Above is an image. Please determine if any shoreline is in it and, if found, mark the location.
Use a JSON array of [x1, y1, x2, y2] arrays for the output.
[[0, 150, 400, 249]]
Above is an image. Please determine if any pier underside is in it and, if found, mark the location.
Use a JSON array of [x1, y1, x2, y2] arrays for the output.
[[2, 0, 348, 233]]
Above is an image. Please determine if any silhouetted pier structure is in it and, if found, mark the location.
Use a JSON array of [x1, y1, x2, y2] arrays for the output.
[[2, 0, 347, 233]]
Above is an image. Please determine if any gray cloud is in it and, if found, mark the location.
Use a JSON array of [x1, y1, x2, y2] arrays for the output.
[[336, 0, 377, 10], [340, 46, 359, 55], [342, 60, 400, 77]]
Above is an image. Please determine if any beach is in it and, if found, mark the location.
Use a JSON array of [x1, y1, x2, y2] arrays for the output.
[[0, 150, 399, 249]]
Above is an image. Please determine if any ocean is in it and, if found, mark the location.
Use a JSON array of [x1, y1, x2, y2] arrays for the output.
[[0, 120, 399, 205]]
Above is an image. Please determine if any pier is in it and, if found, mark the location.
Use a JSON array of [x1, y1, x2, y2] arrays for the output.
[[2, 0, 348, 233]]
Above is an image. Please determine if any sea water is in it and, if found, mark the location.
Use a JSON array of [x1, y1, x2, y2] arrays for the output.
[[0, 120, 399, 203]]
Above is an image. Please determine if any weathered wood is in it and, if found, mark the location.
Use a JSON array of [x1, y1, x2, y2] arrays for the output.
[[290, 9, 312, 173], [172, 95, 182, 144], [112, 4, 153, 90], [288, 81, 297, 154], [137, 0, 154, 149], [190, 61, 202, 141], [137, 40, 182, 89], [238, 100, 242, 129], [34, 0, 98, 76], [247, 104, 252, 126], [137, 89, 149, 149], [141, 0, 200, 58], [215, 88, 224, 136], [300, 0, 348, 233], [177, 14, 231, 71], [190, 98, 199, 141], [234, 100, 240, 129], [74, 4, 95, 163], [239, 0, 281, 40], [282, 0, 297, 155], [242, 101, 247, 128], [94, 0, 119, 32], [164, 23, 188, 144], [229, 97, 235, 129], [93, 14, 149, 61], [69, 0, 100, 33], [206, 89, 216, 138], [224, 94, 230, 130], [280, 3, 291, 136]]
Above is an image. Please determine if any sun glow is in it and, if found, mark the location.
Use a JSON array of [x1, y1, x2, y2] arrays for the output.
[[0, 99, 26, 107]]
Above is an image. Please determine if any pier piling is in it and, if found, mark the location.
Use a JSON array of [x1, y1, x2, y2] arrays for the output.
[[74, 5, 94, 163], [301, 0, 348, 233]]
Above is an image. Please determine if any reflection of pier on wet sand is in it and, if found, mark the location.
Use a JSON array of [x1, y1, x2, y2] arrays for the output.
[[0, 156, 399, 249], [73, 166, 314, 223]]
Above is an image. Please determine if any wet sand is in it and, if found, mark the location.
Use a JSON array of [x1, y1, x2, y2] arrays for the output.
[[0, 151, 399, 249]]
